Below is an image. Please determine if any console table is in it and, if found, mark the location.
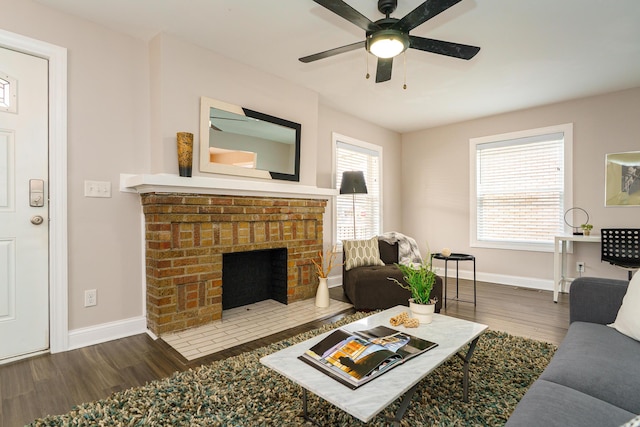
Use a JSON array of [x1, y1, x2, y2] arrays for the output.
[[553, 234, 601, 302]]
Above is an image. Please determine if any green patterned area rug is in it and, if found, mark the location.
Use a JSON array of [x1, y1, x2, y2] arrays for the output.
[[29, 312, 556, 426]]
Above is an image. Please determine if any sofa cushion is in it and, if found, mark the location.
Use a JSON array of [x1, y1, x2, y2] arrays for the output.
[[506, 379, 635, 427], [346, 264, 406, 286], [609, 271, 640, 341], [570, 277, 628, 325], [344, 264, 411, 310], [343, 237, 385, 271], [378, 240, 399, 265], [539, 321, 640, 414]]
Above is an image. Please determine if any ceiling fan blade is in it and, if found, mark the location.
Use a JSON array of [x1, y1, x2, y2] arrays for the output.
[[409, 36, 480, 60], [375, 57, 393, 83], [299, 41, 365, 63], [393, 0, 463, 32], [313, 0, 381, 32]]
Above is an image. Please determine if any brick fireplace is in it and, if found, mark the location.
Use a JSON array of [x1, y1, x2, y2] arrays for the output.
[[141, 193, 327, 335]]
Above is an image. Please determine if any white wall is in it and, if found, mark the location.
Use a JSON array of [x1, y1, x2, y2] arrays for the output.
[[8, 0, 636, 349], [402, 87, 640, 287], [1, 0, 150, 333], [317, 104, 403, 284], [149, 34, 319, 186], [317, 104, 403, 234], [1, 2, 403, 348]]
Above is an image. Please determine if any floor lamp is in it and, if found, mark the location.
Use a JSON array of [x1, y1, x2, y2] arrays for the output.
[[340, 171, 368, 239]]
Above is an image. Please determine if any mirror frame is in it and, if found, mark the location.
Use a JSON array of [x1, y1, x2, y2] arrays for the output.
[[199, 96, 301, 181]]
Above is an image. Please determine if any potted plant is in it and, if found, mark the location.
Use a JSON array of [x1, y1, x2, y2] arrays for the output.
[[388, 259, 438, 324], [311, 245, 341, 308], [581, 223, 594, 236]]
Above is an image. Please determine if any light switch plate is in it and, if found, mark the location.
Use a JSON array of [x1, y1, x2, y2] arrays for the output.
[[84, 180, 111, 198]]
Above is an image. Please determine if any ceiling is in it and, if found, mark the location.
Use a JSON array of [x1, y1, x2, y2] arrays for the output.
[[35, 0, 640, 133]]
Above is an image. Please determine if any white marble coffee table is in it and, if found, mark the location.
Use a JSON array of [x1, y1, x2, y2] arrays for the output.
[[260, 306, 488, 425]]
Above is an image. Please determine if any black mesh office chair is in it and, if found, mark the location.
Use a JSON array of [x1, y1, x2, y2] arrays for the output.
[[601, 229, 640, 280]]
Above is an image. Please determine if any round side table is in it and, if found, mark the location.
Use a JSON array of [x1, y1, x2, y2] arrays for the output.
[[431, 253, 476, 308]]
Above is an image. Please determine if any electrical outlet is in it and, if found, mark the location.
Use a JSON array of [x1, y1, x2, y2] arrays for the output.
[[84, 289, 97, 307], [576, 261, 585, 273]]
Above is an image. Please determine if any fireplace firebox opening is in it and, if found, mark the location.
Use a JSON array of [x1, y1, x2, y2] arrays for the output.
[[222, 248, 288, 310]]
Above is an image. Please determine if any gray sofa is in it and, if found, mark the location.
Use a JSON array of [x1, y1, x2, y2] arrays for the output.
[[506, 277, 639, 427]]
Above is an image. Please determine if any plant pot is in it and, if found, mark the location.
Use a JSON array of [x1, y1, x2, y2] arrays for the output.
[[584, 230, 591, 236], [409, 298, 435, 324], [315, 277, 330, 308]]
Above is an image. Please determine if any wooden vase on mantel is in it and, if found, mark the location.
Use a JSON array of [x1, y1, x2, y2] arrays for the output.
[[176, 132, 193, 177]]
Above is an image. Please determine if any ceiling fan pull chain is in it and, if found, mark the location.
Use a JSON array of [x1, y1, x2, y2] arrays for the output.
[[403, 52, 407, 90], [365, 50, 370, 80]]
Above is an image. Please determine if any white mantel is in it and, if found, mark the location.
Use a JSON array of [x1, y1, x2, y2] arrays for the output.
[[120, 173, 338, 199]]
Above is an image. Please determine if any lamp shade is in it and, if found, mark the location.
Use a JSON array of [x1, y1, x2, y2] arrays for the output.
[[340, 171, 368, 195]]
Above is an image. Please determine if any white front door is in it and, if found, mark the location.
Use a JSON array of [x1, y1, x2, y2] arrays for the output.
[[0, 47, 49, 361]]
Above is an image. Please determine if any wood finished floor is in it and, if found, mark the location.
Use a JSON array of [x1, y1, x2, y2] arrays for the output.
[[1, 280, 569, 427]]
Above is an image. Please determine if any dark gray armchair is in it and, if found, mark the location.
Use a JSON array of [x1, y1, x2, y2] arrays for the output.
[[342, 240, 443, 312]]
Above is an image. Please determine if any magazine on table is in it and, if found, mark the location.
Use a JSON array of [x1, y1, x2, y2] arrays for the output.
[[298, 325, 438, 389]]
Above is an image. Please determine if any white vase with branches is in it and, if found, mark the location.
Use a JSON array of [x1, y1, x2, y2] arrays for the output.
[[311, 246, 340, 308]]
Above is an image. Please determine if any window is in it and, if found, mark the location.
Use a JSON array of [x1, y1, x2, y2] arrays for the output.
[[333, 133, 382, 244], [0, 77, 7, 107], [470, 124, 573, 252], [0, 73, 17, 113]]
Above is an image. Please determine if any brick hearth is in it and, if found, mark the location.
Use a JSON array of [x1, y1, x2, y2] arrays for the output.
[[141, 193, 327, 335]]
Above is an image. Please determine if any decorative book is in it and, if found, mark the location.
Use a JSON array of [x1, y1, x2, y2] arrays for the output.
[[298, 325, 438, 389]]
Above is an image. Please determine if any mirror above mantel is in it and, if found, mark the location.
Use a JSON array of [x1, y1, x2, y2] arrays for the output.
[[199, 96, 301, 182]]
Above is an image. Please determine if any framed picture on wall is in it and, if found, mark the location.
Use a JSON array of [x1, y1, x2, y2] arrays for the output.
[[605, 151, 640, 207]]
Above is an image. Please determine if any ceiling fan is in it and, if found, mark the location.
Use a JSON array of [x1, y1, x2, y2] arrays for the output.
[[300, 0, 480, 83]]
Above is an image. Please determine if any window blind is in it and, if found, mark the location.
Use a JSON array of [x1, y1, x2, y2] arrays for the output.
[[336, 141, 381, 242], [475, 133, 565, 247]]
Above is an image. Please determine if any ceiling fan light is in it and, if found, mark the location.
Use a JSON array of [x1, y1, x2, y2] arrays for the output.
[[367, 30, 409, 59], [370, 39, 404, 58]]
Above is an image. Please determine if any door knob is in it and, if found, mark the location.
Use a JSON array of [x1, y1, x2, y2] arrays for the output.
[[30, 215, 44, 225]]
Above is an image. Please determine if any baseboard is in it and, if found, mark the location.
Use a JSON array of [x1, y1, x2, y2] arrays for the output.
[[67, 316, 147, 351], [65, 272, 555, 352], [432, 267, 554, 291], [327, 275, 342, 288], [333, 266, 555, 292], [146, 329, 159, 340], [476, 272, 554, 291]]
